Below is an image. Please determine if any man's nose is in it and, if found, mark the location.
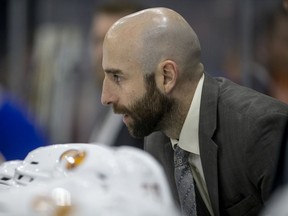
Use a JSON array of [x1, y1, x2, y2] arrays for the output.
[[101, 78, 116, 106]]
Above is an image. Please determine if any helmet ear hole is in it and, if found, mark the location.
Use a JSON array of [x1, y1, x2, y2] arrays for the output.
[[30, 161, 39, 165], [0, 160, 22, 189]]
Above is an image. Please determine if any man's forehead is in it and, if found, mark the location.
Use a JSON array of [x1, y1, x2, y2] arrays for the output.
[[102, 48, 143, 77]]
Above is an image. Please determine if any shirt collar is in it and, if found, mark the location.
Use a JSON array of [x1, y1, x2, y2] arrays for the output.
[[171, 73, 204, 154]]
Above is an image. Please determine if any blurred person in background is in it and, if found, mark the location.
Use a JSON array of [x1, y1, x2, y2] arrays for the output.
[[0, 86, 48, 162], [258, 5, 288, 104], [87, 0, 145, 148], [259, 2, 288, 214], [223, 2, 288, 104]]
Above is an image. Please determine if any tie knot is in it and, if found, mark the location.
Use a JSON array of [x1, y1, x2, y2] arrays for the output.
[[174, 145, 190, 167]]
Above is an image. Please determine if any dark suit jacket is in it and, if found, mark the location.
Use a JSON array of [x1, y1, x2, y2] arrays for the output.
[[145, 73, 288, 216], [272, 120, 288, 190]]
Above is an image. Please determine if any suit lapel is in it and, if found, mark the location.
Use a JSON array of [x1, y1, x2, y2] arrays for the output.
[[199, 73, 220, 216]]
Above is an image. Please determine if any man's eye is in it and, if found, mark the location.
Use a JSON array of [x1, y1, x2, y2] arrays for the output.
[[112, 74, 121, 83]]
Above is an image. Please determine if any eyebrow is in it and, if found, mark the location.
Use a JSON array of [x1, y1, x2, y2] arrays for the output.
[[104, 68, 124, 75]]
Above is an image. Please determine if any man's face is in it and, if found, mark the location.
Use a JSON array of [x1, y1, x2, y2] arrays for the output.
[[101, 21, 178, 137], [113, 74, 174, 138]]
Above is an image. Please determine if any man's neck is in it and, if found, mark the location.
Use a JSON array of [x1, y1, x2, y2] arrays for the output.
[[163, 83, 197, 139]]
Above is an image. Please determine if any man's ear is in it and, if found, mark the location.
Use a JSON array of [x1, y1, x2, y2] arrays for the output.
[[160, 60, 178, 94]]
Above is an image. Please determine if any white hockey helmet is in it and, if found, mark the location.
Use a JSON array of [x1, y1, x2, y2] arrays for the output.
[[115, 146, 175, 207], [56, 145, 176, 209], [14, 143, 108, 186], [0, 146, 180, 216]]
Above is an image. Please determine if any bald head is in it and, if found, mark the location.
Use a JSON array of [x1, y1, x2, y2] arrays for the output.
[[103, 7, 203, 79]]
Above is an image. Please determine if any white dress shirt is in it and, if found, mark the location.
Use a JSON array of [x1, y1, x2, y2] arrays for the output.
[[171, 74, 214, 216]]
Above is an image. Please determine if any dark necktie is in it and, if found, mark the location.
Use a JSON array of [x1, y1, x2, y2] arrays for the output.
[[174, 145, 197, 216]]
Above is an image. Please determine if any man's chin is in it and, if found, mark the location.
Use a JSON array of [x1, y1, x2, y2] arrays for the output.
[[127, 126, 154, 138], [125, 125, 141, 138]]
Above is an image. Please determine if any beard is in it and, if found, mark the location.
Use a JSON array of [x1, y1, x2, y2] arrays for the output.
[[113, 74, 174, 138]]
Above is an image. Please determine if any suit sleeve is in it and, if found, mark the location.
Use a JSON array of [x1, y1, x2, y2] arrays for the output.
[[246, 112, 288, 202]]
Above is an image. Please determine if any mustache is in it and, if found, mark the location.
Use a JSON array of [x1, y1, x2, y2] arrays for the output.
[[113, 105, 131, 115]]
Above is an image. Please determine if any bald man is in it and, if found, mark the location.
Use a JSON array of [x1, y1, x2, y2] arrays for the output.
[[101, 7, 288, 216]]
